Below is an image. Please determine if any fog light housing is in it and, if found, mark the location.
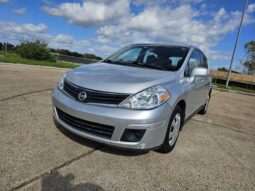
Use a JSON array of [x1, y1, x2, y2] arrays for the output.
[[121, 129, 146, 142]]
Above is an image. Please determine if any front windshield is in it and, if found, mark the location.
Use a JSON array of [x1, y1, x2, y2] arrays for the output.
[[104, 45, 189, 71]]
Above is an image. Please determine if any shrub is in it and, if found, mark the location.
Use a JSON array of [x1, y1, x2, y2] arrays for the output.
[[17, 40, 53, 61], [84, 53, 102, 60]]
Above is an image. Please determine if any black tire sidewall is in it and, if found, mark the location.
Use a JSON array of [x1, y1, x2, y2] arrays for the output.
[[158, 105, 183, 153], [199, 96, 210, 115]]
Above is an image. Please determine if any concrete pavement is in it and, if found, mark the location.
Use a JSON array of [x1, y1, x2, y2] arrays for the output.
[[0, 63, 254, 191]]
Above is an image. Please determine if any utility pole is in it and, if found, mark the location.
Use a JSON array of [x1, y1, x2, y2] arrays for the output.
[[4, 42, 7, 51], [226, 0, 248, 88]]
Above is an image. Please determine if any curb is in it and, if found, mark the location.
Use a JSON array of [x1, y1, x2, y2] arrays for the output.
[[213, 87, 255, 96]]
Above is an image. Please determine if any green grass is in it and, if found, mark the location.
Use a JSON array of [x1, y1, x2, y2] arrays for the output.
[[213, 83, 255, 94], [0, 51, 80, 69], [1, 51, 254, 94]]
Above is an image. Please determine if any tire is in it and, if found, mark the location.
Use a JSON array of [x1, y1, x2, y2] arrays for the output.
[[198, 94, 210, 115], [158, 105, 183, 153]]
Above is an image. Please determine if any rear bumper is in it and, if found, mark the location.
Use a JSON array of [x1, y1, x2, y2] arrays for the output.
[[52, 87, 173, 150]]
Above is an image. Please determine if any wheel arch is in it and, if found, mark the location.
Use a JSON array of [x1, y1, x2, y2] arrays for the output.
[[175, 99, 186, 129]]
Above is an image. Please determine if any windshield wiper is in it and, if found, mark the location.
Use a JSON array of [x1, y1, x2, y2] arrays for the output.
[[104, 59, 114, 63], [104, 59, 128, 65]]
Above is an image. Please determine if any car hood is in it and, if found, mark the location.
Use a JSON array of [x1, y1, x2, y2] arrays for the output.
[[66, 62, 176, 94]]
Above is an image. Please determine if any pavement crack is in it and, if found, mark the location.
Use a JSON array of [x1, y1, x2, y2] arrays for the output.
[[8, 146, 103, 191], [0, 89, 52, 103]]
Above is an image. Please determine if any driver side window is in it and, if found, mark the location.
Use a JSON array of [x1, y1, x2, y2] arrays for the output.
[[185, 50, 200, 77]]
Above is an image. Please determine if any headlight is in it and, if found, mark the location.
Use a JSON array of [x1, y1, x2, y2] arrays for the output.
[[119, 85, 170, 109], [57, 73, 67, 90]]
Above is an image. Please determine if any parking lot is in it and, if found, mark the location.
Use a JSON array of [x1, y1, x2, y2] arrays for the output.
[[0, 63, 254, 191]]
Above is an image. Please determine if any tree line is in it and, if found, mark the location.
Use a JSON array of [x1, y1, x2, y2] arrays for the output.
[[0, 41, 102, 61], [1, 40, 254, 74]]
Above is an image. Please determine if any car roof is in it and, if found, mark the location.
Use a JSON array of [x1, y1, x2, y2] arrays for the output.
[[129, 43, 198, 49]]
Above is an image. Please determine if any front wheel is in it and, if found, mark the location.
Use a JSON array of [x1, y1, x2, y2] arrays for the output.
[[158, 106, 183, 153], [198, 94, 210, 115]]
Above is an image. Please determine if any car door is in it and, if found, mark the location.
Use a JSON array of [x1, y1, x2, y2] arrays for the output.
[[197, 50, 211, 103], [184, 49, 204, 115]]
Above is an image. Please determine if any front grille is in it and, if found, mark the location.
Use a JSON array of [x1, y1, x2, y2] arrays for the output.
[[64, 80, 129, 105], [56, 108, 115, 139]]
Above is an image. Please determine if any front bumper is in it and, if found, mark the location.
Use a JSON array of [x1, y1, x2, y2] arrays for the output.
[[52, 88, 173, 150]]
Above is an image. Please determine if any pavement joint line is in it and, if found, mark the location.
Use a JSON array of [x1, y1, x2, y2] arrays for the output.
[[213, 87, 255, 96], [8, 146, 104, 191], [190, 118, 255, 137], [0, 62, 71, 70], [211, 91, 222, 97], [0, 88, 52, 103]]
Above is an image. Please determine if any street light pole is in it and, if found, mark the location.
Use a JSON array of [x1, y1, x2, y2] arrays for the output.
[[226, 0, 249, 88]]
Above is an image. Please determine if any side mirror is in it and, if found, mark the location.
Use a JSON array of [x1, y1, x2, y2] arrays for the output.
[[191, 67, 208, 77]]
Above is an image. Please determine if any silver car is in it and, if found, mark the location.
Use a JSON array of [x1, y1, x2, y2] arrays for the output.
[[52, 44, 212, 153]]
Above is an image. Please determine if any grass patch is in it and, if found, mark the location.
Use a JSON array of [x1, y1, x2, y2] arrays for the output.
[[213, 83, 255, 94], [0, 51, 80, 69]]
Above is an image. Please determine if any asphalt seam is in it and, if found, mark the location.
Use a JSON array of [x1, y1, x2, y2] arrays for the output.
[[0, 89, 52, 103], [190, 119, 255, 137], [8, 146, 103, 191], [0, 62, 70, 70], [193, 91, 255, 137]]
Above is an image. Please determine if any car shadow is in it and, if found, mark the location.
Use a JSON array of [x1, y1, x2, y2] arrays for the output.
[[41, 171, 105, 191], [54, 119, 149, 156]]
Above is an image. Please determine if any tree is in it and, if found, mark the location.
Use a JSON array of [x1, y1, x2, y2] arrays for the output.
[[0, 42, 15, 51], [50, 48, 84, 58], [84, 53, 102, 60], [242, 40, 255, 75], [17, 40, 53, 60]]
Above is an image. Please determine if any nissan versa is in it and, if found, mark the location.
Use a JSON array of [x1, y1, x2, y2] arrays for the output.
[[52, 44, 212, 153]]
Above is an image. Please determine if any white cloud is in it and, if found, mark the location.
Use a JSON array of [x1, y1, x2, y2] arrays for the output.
[[97, 45, 117, 54], [43, 0, 130, 27], [175, 0, 205, 4], [133, 0, 204, 6], [2, 1, 255, 62], [0, 21, 47, 36], [213, 8, 228, 22], [207, 50, 231, 60], [95, 3, 255, 61], [247, 3, 255, 13], [51, 37, 91, 51], [0, 21, 93, 54], [54, 34, 73, 43], [0, 0, 9, 3], [42, 0, 52, 5], [42, 0, 255, 60], [13, 8, 26, 15]]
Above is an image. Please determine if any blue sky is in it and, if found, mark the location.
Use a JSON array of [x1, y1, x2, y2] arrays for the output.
[[0, 0, 254, 71]]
